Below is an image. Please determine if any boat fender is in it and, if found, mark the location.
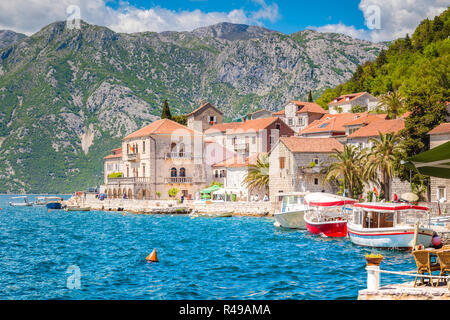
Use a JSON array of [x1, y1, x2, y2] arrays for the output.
[[146, 249, 158, 263]]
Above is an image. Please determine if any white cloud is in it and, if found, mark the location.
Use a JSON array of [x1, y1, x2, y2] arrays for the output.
[[0, 0, 281, 35], [309, 0, 448, 42]]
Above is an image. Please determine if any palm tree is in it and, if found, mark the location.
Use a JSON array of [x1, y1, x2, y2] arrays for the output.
[[376, 89, 405, 119], [323, 145, 366, 199], [364, 132, 404, 201], [244, 154, 269, 194]]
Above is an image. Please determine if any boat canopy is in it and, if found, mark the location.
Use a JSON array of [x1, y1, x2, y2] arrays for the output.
[[354, 202, 430, 212], [277, 192, 310, 197], [405, 141, 450, 179], [305, 193, 358, 207], [11, 196, 29, 199]]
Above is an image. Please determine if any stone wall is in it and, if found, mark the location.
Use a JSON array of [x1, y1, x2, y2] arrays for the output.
[[189, 202, 272, 217]]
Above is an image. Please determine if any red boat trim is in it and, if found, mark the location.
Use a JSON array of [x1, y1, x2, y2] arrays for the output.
[[306, 200, 357, 207], [354, 203, 429, 211]]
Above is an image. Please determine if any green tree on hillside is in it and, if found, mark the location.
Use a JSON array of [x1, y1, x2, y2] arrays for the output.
[[308, 91, 313, 102], [376, 89, 405, 119], [161, 99, 172, 120]]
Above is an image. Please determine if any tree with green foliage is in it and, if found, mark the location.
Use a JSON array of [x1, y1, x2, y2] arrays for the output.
[[168, 187, 179, 199], [323, 145, 366, 199], [376, 89, 405, 119], [350, 105, 365, 113], [364, 132, 404, 201], [172, 114, 187, 126], [244, 154, 269, 193], [161, 99, 172, 120], [308, 91, 313, 102]]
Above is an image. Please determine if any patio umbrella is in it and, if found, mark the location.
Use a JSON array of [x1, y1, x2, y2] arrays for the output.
[[404, 141, 450, 179], [400, 192, 419, 202]]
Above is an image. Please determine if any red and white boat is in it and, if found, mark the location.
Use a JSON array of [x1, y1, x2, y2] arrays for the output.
[[304, 193, 358, 237], [347, 202, 433, 250]]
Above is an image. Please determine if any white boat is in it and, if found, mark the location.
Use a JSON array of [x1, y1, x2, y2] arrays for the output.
[[347, 202, 434, 250], [274, 192, 309, 229], [35, 197, 48, 205], [9, 196, 33, 207]]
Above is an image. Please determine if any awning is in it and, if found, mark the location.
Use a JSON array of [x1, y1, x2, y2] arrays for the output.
[[406, 141, 450, 179], [212, 188, 248, 196], [200, 185, 222, 194]]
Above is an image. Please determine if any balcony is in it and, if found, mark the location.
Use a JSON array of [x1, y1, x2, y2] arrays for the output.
[[165, 152, 193, 160], [127, 153, 139, 161], [165, 177, 194, 184], [107, 177, 151, 185], [234, 143, 249, 152]]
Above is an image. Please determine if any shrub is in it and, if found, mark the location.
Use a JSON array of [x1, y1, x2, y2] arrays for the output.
[[108, 172, 123, 178]]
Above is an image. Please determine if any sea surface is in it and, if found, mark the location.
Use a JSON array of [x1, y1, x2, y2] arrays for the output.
[[0, 195, 417, 300]]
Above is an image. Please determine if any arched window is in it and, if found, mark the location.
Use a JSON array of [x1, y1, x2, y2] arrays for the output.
[[171, 168, 177, 177], [179, 143, 185, 157], [171, 142, 177, 152], [179, 168, 186, 177]]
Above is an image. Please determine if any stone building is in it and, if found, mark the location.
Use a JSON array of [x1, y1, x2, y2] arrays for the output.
[[186, 102, 224, 133], [104, 119, 211, 200], [244, 109, 273, 121], [272, 100, 328, 133], [328, 92, 379, 114], [103, 148, 123, 184], [428, 123, 450, 203], [346, 118, 410, 200], [268, 136, 344, 203]]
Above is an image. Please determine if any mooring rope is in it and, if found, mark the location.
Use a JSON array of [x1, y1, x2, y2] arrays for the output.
[[367, 268, 450, 279]]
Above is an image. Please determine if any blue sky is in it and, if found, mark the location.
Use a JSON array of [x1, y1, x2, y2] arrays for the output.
[[113, 0, 366, 35], [0, 0, 447, 42]]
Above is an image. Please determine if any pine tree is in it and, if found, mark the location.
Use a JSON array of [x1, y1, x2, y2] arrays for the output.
[[161, 99, 172, 120]]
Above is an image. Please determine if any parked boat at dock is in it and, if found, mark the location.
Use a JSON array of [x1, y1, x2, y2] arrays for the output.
[[274, 192, 309, 229], [9, 196, 33, 207], [45, 197, 64, 210], [34, 197, 48, 205], [190, 211, 233, 218], [66, 206, 90, 212], [304, 193, 357, 237], [347, 202, 434, 250]]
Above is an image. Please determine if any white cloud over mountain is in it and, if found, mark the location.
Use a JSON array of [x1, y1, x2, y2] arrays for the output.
[[310, 0, 448, 42], [0, 0, 281, 35]]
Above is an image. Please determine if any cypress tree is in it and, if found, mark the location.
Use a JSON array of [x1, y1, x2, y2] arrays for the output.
[[308, 91, 313, 102], [161, 99, 172, 120]]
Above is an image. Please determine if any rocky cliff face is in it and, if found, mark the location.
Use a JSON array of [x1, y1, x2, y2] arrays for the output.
[[0, 21, 386, 193], [0, 30, 26, 50]]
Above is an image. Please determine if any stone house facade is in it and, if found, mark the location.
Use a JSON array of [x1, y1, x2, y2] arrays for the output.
[[272, 101, 328, 133], [104, 119, 211, 200], [269, 137, 343, 203], [187, 102, 224, 133], [429, 123, 450, 203], [328, 92, 379, 114]]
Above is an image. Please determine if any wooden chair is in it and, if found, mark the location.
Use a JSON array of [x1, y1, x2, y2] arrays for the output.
[[435, 250, 450, 287], [442, 245, 450, 250], [412, 250, 440, 287]]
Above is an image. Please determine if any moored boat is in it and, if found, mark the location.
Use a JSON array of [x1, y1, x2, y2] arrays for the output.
[[304, 193, 357, 237], [9, 196, 33, 207], [45, 197, 64, 210], [66, 206, 90, 212], [347, 202, 434, 250], [34, 197, 48, 205], [274, 192, 309, 229], [190, 211, 233, 218]]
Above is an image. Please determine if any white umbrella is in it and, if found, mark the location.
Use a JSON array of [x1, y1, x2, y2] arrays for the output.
[[400, 192, 419, 202]]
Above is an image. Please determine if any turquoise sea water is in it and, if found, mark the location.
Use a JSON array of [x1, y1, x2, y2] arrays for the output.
[[0, 195, 417, 300]]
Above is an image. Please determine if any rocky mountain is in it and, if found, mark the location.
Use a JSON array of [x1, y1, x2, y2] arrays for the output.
[[0, 30, 27, 50], [0, 21, 386, 193]]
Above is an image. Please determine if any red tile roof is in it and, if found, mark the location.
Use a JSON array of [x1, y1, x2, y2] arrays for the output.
[[328, 92, 367, 106], [104, 148, 122, 160], [228, 117, 280, 134], [123, 119, 195, 140], [272, 110, 285, 116], [292, 101, 328, 114], [347, 119, 405, 138], [428, 123, 450, 135], [212, 153, 265, 168], [343, 113, 389, 126], [204, 122, 242, 134], [400, 111, 412, 119], [300, 113, 368, 135], [280, 136, 344, 153]]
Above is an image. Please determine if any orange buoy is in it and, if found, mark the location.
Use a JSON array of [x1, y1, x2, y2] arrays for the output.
[[146, 249, 158, 263], [48, 209, 51, 213]]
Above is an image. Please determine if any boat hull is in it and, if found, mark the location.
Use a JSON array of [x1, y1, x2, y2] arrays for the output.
[[347, 225, 433, 250], [9, 203, 32, 207], [274, 210, 307, 229], [46, 203, 62, 210], [305, 219, 347, 237]]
